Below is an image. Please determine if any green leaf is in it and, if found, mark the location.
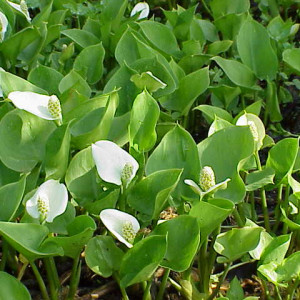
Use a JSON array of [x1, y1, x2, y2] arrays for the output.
[[70, 91, 118, 149], [139, 21, 180, 57], [62, 29, 100, 48], [0, 176, 26, 221], [46, 215, 96, 259], [130, 72, 167, 93], [45, 123, 71, 180], [266, 138, 299, 184], [207, 40, 233, 56], [282, 48, 300, 75], [0, 222, 63, 261], [209, 85, 241, 109], [210, 0, 250, 19], [246, 168, 275, 191], [189, 198, 234, 242], [0, 110, 56, 172], [152, 216, 200, 271], [74, 43, 105, 85], [28, 65, 63, 95], [266, 80, 282, 122], [128, 169, 182, 221], [227, 277, 244, 300], [146, 125, 200, 202], [0, 69, 47, 96], [214, 226, 263, 262], [0, 271, 31, 300], [120, 235, 167, 287], [194, 104, 233, 124], [198, 126, 254, 203], [85, 235, 124, 277], [212, 56, 256, 88], [129, 90, 160, 152], [237, 17, 278, 80], [59, 70, 91, 98], [161, 67, 209, 115]]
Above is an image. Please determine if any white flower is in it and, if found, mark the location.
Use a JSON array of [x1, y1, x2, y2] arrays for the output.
[[7, 0, 31, 21], [100, 209, 140, 248], [8, 91, 62, 121], [26, 180, 68, 223], [130, 2, 149, 20], [0, 12, 8, 42], [92, 141, 139, 186], [185, 166, 230, 199]]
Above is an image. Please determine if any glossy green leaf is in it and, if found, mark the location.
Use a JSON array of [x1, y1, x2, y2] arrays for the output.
[[237, 17, 278, 80], [85, 235, 124, 278], [266, 80, 282, 122], [62, 29, 100, 48], [198, 126, 254, 203], [129, 90, 160, 152], [152, 216, 200, 271], [120, 235, 167, 287], [194, 104, 233, 124], [28, 65, 63, 95], [0, 222, 63, 261], [227, 277, 244, 300], [207, 40, 233, 55], [214, 226, 263, 262], [128, 169, 182, 221], [212, 56, 256, 88], [74, 43, 105, 84], [210, 0, 250, 19], [45, 123, 71, 180], [246, 168, 275, 191], [0, 272, 31, 300], [0, 110, 56, 172], [146, 125, 200, 202], [282, 48, 300, 74]]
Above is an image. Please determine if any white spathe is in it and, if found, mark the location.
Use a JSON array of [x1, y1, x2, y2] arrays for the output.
[[26, 180, 68, 223], [100, 209, 140, 248], [0, 12, 8, 41], [8, 91, 62, 120], [92, 140, 139, 186], [7, 0, 31, 21], [130, 2, 149, 20]]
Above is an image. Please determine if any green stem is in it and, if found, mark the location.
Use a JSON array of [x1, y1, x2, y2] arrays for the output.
[[114, 273, 129, 300], [273, 184, 284, 232], [274, 285, 283, 300], [208, 262, 231, 300], [282, 185, 291, 235], [286, 278, 299, 300], [255, 151, 271, 232], [232, 207, 244, 228], [201, 0, 213, 17], [157, 268, 170, 300], [30, 261, 50, 300], [0, 239, 9, 271], [142, 279, 152, 300], [119, 185, 126, 211], [250, 191, 256, 220], [44, 258, 59, 300], [67, 255, 81, 300]]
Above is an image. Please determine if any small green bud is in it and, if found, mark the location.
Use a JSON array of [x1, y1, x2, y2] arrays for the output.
[[122, 221, 136, 243], [48, 95, 62, 120], [199, 166, 216, 191]]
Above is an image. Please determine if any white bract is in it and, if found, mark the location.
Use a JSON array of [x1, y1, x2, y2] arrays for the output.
[[100, 209, 140, 248], [0, 12, 8, 42], [8, 91, 62, 121], [92, 141, 139, 186], [130, 2, 149, 20], [26, 180, 68, 223], [185, 166, 230, 199], [7, 0, 31, 21]]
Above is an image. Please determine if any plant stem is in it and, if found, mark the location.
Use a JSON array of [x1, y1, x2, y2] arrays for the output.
[[275, 285, 283, 300], [255, 151, 271, 232], [250, 191, 256, 220], [273, 184, 284, 232], [44, 258, 59, 300], [282, 185, 291, 235], [114, 273, 129, 300], [208, 262, 231, 300], [286, 278, 299, 300], [142, 279, 152, 300], [67, 255, 81, 300], [201, 0, 213, 17], [157, 268, 170, 300], [30, 260, 50, 300], [232, 207, 244, 227]]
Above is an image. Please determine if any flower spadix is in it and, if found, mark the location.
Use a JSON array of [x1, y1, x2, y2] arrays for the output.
[[0, 12, 8, 42], [100, 209, 140, 248], [130, 2, 150, 20], [8, 91, 62, 121], [7, 0, 31, 21], [185, 166, 230, 199], [26, 180, 68, 223], [92, 141, 139, 186]]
